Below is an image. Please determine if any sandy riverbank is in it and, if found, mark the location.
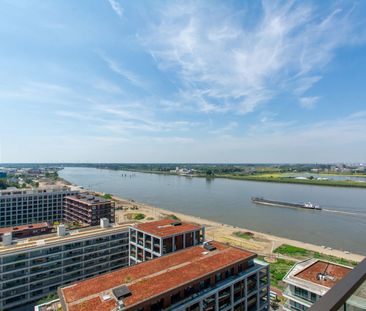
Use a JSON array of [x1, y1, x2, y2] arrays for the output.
[[53, 177, 364, 263], [110, 194, 364, 263]]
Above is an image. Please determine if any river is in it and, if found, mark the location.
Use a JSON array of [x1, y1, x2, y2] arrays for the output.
[[59, 167, 366, 255]]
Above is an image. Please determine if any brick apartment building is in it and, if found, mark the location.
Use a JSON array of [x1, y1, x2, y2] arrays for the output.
[[63, 194, 115, 226], [129, 219, 205, 264]]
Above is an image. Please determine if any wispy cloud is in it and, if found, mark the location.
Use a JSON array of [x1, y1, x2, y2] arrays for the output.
[[299, 96, 319, 109], [100, 54, 145, 87], [107, 0, 123, 18], [142, 1, 363, 114]]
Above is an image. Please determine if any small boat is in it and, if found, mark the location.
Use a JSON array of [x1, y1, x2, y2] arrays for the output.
[[251, 197, 321, 210]]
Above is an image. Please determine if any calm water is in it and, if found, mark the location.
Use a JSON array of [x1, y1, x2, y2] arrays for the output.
[[60, 167, 366, 255]]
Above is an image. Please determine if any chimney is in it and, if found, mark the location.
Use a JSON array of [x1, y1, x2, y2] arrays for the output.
[[57, 224, 66, 237], [100, 218, 109, 228], [3, 232, 12, 246]]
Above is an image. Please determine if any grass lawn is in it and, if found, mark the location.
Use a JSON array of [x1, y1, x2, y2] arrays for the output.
[[258, 256, 296, 290], [274, 244, 358, 267], [233, 231, 254, 240]]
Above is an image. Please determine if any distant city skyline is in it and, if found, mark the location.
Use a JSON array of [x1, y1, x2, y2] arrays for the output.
[[1, 0, 366, 163]]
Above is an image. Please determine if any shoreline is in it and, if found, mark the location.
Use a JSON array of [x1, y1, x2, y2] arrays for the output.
[[113, 196, 364, 263], [57, 177, 364, 263], [71, 167, 366, 189]]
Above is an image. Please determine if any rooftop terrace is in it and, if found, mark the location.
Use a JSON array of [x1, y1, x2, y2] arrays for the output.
[[284, 259, 353, 296], [0, 186, 77, 197], [59, 241, 256, 311], [133, 219, 202, 238], [0, 222, 132, 255], [295, 260, 352, 288], [66, 194, 112, 206], [0, 222, 51, 235]]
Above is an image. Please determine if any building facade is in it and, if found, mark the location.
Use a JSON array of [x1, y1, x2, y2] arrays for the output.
[[59, 241, 270, 311], [63, 194, 115, 226], [129, 219, 205, 265], [0, 187, 79, 227], [0, 221, 130, 310], [283, 259, 353, 311]]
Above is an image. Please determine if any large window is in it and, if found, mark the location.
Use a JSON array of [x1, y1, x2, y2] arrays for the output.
[[294, 286, 309, 300]]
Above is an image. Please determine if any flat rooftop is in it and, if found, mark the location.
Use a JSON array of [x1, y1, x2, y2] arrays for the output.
[[284, 258, 353, 296], [0, 222, 132, 256], [59, 241, 256, 311], [0, 222, 51, 235], [0, 186, 77, 197], [66, 194, 112, 205], [133, 219, 202, 238], [295, 260, 352, 288]]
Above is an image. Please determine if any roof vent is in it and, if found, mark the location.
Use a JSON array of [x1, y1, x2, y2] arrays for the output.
[[112, 285, 131, 300], [102, 294, 111, 301], [2, 232, 12, 246], [57, 224, 66, 237], [203, 242, 216, 251], [100, 218, 109, 228], [317, 272, 335, 282]]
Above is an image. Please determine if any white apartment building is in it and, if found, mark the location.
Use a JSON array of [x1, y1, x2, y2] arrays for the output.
[[283, 259, 353, 311], [0, 220, 130, 310], [0, 187, 79, 227]]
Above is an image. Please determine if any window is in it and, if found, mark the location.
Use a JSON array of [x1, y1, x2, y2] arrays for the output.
[[294, 286, 309, 300]]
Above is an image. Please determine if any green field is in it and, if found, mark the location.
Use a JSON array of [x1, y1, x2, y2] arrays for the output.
[[274, 244, 358, 267], [233, 231, 254, 240], [214, 174, 366, 188]]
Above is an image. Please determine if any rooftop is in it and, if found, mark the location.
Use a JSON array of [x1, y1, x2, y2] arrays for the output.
[[0, 222, 132, 255], [59, 241, 256, 311], [295, 260, 352, 288], [0, 186, 78, 197], [66, 194, 112, 205], [133, 219, 202, 238], [284, 259, 353, 296], [0, 222, 51, 235]]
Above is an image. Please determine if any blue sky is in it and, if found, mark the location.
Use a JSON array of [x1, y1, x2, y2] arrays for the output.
[[1, 0, 366, 163]]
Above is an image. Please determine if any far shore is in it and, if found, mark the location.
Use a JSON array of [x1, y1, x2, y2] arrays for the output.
[[79, 167, 366, 189]]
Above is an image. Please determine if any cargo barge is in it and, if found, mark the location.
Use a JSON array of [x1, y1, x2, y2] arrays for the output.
[[251, 197, 321, 210]]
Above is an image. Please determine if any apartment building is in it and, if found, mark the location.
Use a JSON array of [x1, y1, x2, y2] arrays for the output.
[[129, 219, 205, 264], [0, 220, 130, 310], [64, 193, 115, 226], [0, 187, 79, 227], [283, 259, 353, 311], [59, 241, 270, 311]]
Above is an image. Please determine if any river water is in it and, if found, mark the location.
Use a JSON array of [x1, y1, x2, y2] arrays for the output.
[[59, 167, 366, 255]]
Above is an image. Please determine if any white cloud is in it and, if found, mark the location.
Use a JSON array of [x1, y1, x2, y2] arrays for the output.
[[100, 54, 145, 87], [142, 1, 362, 114], [107, 0, 123, 18], [299, 96, 319, 109]]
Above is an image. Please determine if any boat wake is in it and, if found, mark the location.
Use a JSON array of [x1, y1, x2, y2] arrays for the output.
[[322, 208, 366, 217]]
